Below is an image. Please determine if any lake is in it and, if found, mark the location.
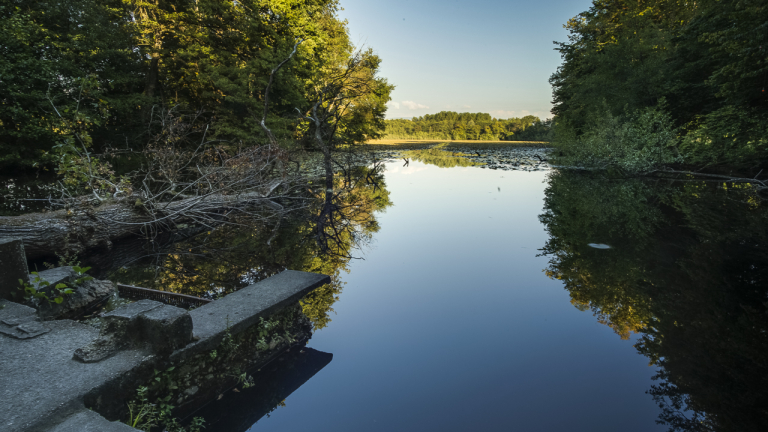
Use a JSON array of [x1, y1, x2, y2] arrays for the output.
[[92, 144, 768, 432]]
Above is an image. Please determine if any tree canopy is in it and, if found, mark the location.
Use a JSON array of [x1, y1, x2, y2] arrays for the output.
[[550, 0, 768, 171], [383, 111, 551, 142], [0, 0, 392, 173]]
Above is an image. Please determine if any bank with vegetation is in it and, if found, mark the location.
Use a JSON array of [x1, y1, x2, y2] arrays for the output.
[[1, 0, 396, 261], [548, 0, 767, 177], [382, 111, 551, 142], [1, 0, 393, 174]]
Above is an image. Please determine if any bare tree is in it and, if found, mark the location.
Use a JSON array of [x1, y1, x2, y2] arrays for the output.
[[296, 49, 386, 254]]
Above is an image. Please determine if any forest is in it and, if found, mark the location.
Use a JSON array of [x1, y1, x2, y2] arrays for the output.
[[0, 0, 392, 174], [383, 111, 551, 141], [0, 0, 396, 301], [550, 0, 768, 174]]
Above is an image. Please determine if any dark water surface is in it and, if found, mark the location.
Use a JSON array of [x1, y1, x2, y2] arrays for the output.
[[216, 161, 665, 432]]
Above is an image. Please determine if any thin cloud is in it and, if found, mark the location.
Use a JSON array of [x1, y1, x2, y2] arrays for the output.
[[491, 110, 517, 119], [402, 101, 429, 110], [386, 101, 400, 110]]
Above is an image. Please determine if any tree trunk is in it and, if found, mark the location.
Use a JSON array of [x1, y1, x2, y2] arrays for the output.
[[0, 192, 281, 260], [144, 56, 160, 98], [0, 204, 148, 260]]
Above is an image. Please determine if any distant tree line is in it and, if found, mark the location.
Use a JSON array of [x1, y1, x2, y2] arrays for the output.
[[383, 111, 551, 141], [550, 0, 768, 173]]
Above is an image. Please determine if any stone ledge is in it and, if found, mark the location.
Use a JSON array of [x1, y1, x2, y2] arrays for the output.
[[174, 270, 330, 360], [49, 409, 140, 432], [74, 300, 192, 363], [0, 270, 329, 432]]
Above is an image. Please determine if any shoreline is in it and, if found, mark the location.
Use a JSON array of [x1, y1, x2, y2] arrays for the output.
[[365, 139, 551, 145]]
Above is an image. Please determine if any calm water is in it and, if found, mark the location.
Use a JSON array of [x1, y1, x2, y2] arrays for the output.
[[88, 145, 768, 432], [239, 161, 665, 432]]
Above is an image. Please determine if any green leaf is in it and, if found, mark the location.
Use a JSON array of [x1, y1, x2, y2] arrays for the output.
[[55, 283, 68, 289], [54, 297, 64, 304]]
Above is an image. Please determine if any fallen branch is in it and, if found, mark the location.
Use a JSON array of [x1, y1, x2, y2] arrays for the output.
[[0, 190, 286, 260]]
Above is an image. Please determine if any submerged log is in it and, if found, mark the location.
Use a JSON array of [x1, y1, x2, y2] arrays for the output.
[[0, 191, 282, 260], [0, 204, 149, 260]]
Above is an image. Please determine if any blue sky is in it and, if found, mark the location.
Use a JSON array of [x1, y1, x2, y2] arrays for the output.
[[338, 0, 594, 119]]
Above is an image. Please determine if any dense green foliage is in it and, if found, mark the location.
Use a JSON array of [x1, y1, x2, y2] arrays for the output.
[[0, 0, 143, 170], [540, 171, 768, 431], [550, 0, 768, 172], [383, 111, 551, 141], [0, 0, 391, 173]]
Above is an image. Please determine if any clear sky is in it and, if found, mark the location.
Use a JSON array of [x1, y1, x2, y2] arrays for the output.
[[338, 0, 595, 120]]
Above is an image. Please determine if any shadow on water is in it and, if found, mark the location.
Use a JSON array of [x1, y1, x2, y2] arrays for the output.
[[183, 347, 333, 432], [539, 170, 768, 432]]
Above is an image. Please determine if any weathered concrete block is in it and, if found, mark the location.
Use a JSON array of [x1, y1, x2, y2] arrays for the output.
[[38, 278, 117, 320], [74, 300, 192, 363], [0, 239, 28, 301], [104, 298, 162, 320], [139, 304, 193, 355], [74, 300, 162, 363], [31, 266, 77, 292]]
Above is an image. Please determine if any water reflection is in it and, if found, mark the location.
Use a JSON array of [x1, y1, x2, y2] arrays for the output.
[[0, 174, 58, 215], [186, 347, 333, 432], [103, 164, 392, 331], [400, 143, 481, 168], [539, 171, 768, 431]]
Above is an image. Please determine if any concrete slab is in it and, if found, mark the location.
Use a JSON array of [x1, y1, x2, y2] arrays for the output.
[[0, 300, 37, 326], [48, 409, 139, 432], [73, 300, 186, 363], [177, 270, 330, 358], [0, 270, 329, 431], [0, 309, 152, 432], [139, 304, 194, 355], [0, 300, 50, 339]]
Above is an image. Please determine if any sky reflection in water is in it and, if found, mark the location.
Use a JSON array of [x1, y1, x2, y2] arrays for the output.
[[247, 161, 663, 432]]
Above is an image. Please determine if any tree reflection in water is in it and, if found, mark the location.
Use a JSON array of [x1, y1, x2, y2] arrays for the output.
[[109, 164, 392, 331], [400, 143, 480, 168], [539, 171, 768, 432]]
